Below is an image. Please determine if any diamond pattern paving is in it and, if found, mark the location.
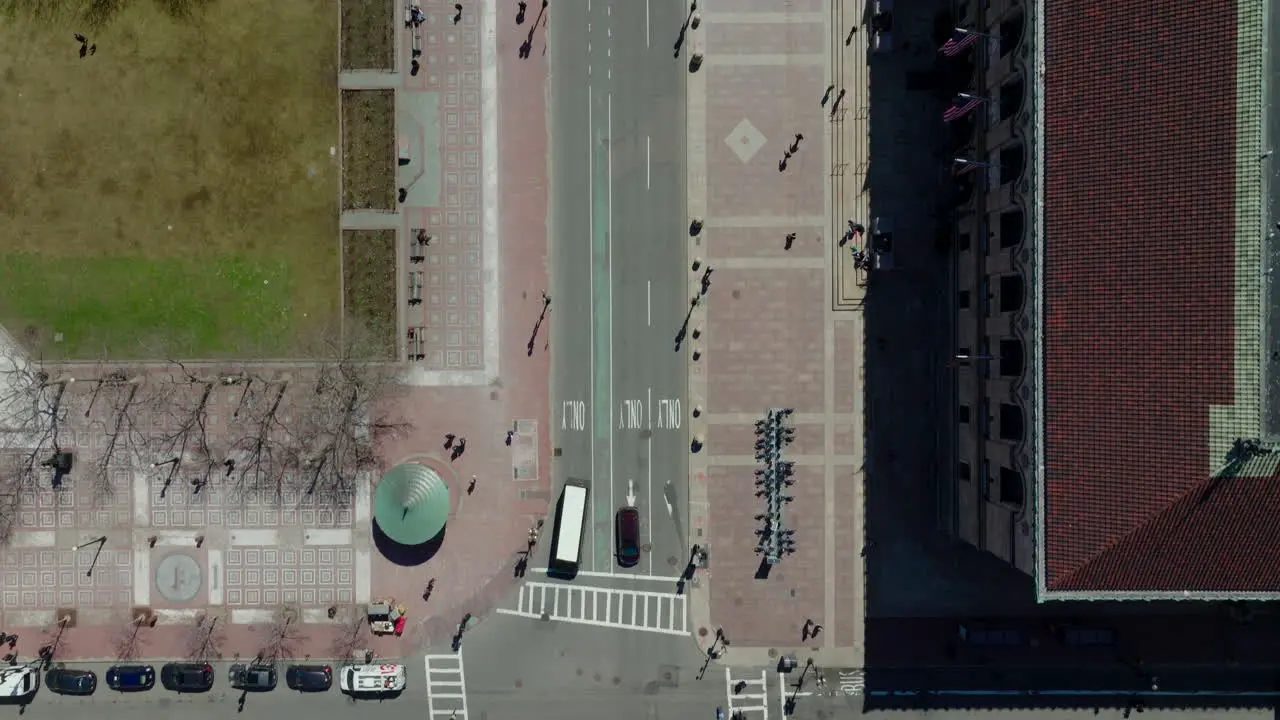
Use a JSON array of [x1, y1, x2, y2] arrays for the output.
[[725, 118, 767, 164]]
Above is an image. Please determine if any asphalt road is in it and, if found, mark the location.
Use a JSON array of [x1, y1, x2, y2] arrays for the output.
[[549, 0, 689, 580]]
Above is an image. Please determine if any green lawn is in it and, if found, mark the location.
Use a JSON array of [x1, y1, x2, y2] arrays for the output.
[[0, 0, 342, 359]]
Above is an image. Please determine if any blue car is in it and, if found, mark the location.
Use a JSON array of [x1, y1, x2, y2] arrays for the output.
[[106, 665, 155, 692]]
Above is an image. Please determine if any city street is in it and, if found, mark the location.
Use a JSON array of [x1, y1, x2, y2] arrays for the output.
[[549, 0, 691, 580]]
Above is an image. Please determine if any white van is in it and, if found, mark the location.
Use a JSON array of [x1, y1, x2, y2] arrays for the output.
[[339, 664, 407, 694], [0, 666, 39, 698]]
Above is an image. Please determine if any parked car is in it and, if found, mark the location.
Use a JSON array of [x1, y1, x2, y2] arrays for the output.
[[285, 664, 333, 692], [615, 506, 641, 568], [1057, 625, 1116, 647], [160, 663, 214, 693], [45, 668, 96, 696], [0, 666, 39, 699], [229, 664, 277, 692], [957, 624, 1025, 647], [105, 665, 154, 692], [339, 664, 406, 695]]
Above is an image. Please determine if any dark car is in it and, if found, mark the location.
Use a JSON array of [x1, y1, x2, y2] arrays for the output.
[[160, 663, 214, 693], [615, 506, 641, 567], [229, 664, 277, 692], [285, 664, 333, 692], [105, 665, 154, 692], [45, 668, 96, 696]]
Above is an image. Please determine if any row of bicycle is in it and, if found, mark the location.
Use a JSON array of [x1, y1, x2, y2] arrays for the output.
[[0, 661, 409, 698]]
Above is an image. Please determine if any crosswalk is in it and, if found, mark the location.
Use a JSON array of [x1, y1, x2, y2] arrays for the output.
[[725, 668, 769, 720], [496, 581, 689, 635], [424, 655, 469, 720]]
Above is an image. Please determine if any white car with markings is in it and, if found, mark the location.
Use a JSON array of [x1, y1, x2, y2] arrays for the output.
[[339, 664, 407, 694]]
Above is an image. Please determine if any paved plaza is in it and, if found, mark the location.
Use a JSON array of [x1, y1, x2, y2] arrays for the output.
[[684, 0, 866, 667], [0, 0, 551, 664]]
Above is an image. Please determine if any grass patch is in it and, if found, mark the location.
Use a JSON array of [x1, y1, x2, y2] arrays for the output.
[[0, 0, 340, 359], [340, 0, 394, 70], [341, 90, 396, 211], [342, 231, 397, 360]]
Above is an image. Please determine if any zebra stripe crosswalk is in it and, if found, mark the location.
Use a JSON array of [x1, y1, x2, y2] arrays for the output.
[[496, 581, 689, 635], [725, 668, 769, 720], [424, 654, 468, 720]]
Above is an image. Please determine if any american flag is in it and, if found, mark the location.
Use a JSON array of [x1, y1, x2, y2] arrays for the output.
[[952, 158, 983, 176], [943, 95, 983, 122], [939, 28, 980, 57]]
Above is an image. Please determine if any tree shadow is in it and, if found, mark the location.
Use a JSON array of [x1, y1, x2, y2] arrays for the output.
[[371, 519, 444, 567]]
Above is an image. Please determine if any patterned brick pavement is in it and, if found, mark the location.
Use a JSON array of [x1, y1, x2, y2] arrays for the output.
[[400, 0, 488, 372], [685, 0, 866, 667]]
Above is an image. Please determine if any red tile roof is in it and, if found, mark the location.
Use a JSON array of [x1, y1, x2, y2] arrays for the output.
[[1042, 0, 1247, 593]]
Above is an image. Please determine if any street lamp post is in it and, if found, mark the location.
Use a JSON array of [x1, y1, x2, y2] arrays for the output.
[[72, 536, 108, 577]]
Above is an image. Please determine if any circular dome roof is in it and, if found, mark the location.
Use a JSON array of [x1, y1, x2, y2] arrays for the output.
[[373, 463, 450, 545]]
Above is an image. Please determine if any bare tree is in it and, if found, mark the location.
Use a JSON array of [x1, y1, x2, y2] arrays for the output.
[[185, 611, 227, 661], [227, 373, 297, 503], [112, 612, 152, 661], [0, 350, 79, 496], [152, 362, 221, 496], [255, 605, 306, 664], [327, 605, 370, 662], [84, 368, 152, 504], [293, 331, 411, 505]]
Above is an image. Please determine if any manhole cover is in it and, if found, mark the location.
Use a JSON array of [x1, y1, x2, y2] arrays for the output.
[[154, 552, 203, 602]]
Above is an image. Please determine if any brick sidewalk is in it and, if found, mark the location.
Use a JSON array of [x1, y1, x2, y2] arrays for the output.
[[685, 0, 866, 668]]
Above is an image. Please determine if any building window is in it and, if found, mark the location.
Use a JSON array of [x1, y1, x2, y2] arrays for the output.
[[959, 404, 971, 423], [958, 290, 971, 309], [998, 274, 1024, 312], [998, 403, 1024, 442], [959, 462, 972, 482], [999, 466, 1024, 507], [998, 338, 1024, 377], [998, 144, 1025, 186], [999, 13, 1024, 58], [998, 77, 1023, 123], [998, 210, 1023, 250]]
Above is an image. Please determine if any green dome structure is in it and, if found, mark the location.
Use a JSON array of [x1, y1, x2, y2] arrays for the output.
[[373, 463, 451, 545]]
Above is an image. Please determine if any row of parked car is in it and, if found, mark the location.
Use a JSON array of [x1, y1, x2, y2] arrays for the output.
[[0, 662, 344, 699]]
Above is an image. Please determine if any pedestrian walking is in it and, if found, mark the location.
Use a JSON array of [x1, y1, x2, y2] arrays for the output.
[[467, 475, 477, 494], [830, 89, 846, 118], [516, 0, 527, 24], [784, 233, 796, 251], [505, 429, 515, 446], [453, 3, 463, 24], [444, 433, 456, 449], [821, 85, 834, 106]]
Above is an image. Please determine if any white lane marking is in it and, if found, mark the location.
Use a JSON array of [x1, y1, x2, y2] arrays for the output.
[[424, 655, 469, 719], [777, 672, 816, 719], [647, 386, 653, 575], [607, 89, 616, 575], [588, 83, 597, 573], [646, 0, 651, 47], [647, 135, 651, 189], [647, 280, 652, 325], [498, 581, 688, 636], [726, 669, 770, 720]]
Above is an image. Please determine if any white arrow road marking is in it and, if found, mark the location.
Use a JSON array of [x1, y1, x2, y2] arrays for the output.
[[626, 479, 637, 506]]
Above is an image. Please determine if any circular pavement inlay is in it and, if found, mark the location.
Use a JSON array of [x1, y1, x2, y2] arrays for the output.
[[154, 552, 203, 603]]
